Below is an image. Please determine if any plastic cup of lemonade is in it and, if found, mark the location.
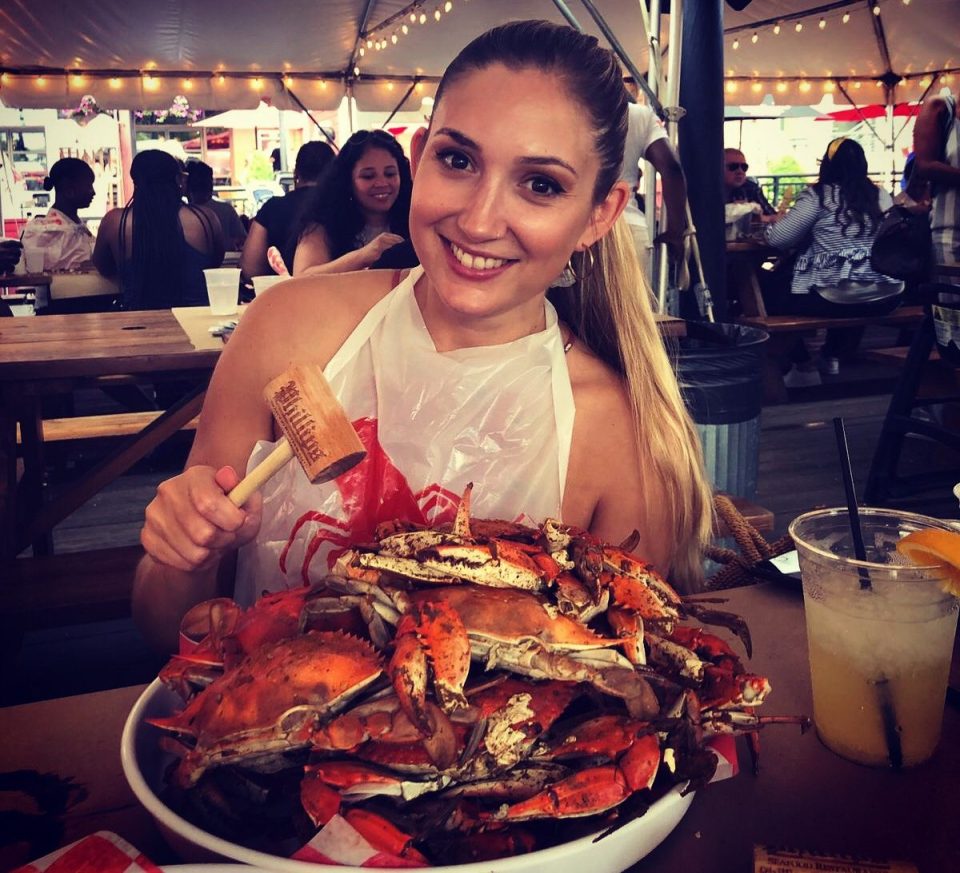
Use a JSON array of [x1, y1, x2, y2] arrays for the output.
[[789, 507, 959, 768], [203, 268, 241, 315]]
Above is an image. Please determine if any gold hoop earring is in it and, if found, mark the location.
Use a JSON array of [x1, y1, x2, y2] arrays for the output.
[[580, 244, 597, 279]]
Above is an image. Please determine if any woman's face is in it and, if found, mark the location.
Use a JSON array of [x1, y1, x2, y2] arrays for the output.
[[409, 63, 625, 326], [61, 171, 96, 209], [351, 146, 401, 219]]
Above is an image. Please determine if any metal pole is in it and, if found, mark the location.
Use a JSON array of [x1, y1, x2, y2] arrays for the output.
[[646, 0, 661, 297]]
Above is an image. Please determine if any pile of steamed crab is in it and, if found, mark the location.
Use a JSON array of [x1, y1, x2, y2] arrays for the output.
[[149, 485, 808, 866]]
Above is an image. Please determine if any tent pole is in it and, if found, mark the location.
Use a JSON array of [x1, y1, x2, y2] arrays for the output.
[[679, 0, 726, 320]]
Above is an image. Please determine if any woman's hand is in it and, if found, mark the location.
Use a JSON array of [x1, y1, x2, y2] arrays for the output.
[[140, 465, 262, 572], [361, 232, 405, 265]]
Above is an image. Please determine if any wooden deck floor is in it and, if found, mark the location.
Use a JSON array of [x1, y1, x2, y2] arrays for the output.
[[3, 328, 958, 706]]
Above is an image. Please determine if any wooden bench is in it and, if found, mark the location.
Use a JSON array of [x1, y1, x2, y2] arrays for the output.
[[16, 410, 200, 445], [740, 305, 925, 334], [736, 306, 926, 403]]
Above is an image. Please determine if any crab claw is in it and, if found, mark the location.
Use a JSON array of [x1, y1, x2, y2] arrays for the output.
[[681, 605, 753, 659], [487, 732, 661, 821], [389, 600, 471, 736]]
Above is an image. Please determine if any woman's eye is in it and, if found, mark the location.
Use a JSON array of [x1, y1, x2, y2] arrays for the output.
[[527, 176, 564, 196], [438, 149, 471, 172]]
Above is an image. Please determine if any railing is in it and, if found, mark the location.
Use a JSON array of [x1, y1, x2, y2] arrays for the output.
[[753, 171, 902, 208]]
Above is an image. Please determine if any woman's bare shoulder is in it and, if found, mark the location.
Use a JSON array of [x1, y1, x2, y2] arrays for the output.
[[230, 269, 398, 373], [566, 342, 631, 419]]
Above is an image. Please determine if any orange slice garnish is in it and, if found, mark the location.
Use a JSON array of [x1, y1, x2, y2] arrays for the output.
[[895, 529, 960, 597]]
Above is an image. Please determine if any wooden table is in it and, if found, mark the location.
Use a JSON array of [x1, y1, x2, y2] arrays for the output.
[[726, 239, 779, 318], [0, 583, 956, 871], [0, 309, 224, 561]]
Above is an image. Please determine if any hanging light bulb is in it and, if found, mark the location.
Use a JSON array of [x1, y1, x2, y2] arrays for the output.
[[732, 38, 740, 50], [873, 4, 881, 15], [818, 18, 826, 29], [434, 8, 442, 21], [353, 66, 360, 77], [410, 12, 417, 23], [842, 12, 850, 23], [751, 31, 759, 44], [751, 80, 762, 93], [359, 46, 365, 56], [773, 22, 781, 35], [391, 33, 398, 44], [419, 12, 427, 23], [182, 77, 193, 90], [402, 24, 409, 34], [109, 76, 121, 89], [795, 21, 803, 32], [444, 0, 453, 11]]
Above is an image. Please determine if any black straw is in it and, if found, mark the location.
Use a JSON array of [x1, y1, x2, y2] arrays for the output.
[[832, 417, 902, 768], [833, 417, 871, 589]]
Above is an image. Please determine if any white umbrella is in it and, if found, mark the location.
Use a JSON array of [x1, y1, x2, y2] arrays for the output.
[[192, 101, 307, 130]]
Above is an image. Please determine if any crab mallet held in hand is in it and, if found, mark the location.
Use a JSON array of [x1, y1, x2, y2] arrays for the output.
[[227, 364, 365, 506]]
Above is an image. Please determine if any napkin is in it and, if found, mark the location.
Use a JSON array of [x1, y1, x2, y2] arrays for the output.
[[12, 831, 163, 873]]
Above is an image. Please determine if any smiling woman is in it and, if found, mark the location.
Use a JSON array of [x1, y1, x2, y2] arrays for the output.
[[132, 19, 712, 656], [291, 129, 417, 275]]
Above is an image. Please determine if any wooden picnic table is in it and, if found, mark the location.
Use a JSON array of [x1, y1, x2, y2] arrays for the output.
[[0, 308, 224, 561]]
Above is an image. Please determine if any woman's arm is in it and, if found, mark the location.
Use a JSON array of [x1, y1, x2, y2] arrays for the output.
[[293, 225, 405, 276], [764, 188, 818, 250], [240, 220, 271, 280], [92, 209, 119, 277], [914, 97, 960, 187]]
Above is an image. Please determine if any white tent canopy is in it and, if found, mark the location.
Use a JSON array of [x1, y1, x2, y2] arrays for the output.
[[0, 0, 956, 112]]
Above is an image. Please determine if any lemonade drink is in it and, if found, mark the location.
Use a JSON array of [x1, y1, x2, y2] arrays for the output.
[[790, 508, 959, 768]]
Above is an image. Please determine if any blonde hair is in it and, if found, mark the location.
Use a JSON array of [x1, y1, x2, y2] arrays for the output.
[[569, 219, 714, 584]]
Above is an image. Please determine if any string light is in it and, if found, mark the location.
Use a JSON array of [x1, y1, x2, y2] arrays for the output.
[[732, 38, 740, 50], [444, 0, 452, 11], [751, 32, 758, 44], [434, 9, 441, 21], [818, 18, 826, 30], [109, 77, 121, 89], [842, 12, 850, 23], [873, 4, 881, 15], [181, 77, 193, 90], [750, 80, 762, 93], [795, 21, 803, 32], [773, 23, 781, 35]]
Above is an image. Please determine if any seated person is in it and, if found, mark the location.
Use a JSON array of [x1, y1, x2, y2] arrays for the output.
[[93, 150, 224, 310], [0, 239, 22, 275], [763, 137, 903, 385], [724, 149, 777, 220], [185, 161, 247, 251], [292, 130, 418, 276], [240, 141, 335, 280], [20, 158, 97, 307]]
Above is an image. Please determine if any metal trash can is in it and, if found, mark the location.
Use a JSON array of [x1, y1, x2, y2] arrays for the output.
[[673, 322, 769, 499]]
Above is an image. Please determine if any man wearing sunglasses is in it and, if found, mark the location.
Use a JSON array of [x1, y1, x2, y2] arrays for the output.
[[724, 148, 776, 218]]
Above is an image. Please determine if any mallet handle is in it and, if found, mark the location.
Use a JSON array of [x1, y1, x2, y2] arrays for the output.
[[227, 438, 293, 507]]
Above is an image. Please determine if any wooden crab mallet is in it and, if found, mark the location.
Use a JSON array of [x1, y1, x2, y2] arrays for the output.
[[227, 363, 366, 507]]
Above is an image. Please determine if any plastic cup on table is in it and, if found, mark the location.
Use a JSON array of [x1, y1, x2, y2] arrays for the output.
[[252, 274, 285, 297], [789, 507, 959, 768], [203, 267, 240, 315]]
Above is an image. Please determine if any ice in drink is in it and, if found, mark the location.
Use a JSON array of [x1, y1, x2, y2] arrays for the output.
[[790, 508, 959, 768]]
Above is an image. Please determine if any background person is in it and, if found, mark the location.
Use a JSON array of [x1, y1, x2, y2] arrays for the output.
[[723, 148, 776, 218], [20, 157, 96, 272], [291, 130, 417, 275], [240, 141, 335, 280], [185, 160, 247, 251], [618, 91, 688, 269], [913, 93, 959, 282], [763, 137, 903, 385], [131, 19, 712, 653], [93, 150, 225, 310]]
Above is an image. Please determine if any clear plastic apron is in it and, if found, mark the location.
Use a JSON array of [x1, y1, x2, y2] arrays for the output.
[[235, 266, 575, 606]]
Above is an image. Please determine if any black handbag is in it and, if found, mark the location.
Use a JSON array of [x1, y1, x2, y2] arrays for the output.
[[869, 204, 932, 282]]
